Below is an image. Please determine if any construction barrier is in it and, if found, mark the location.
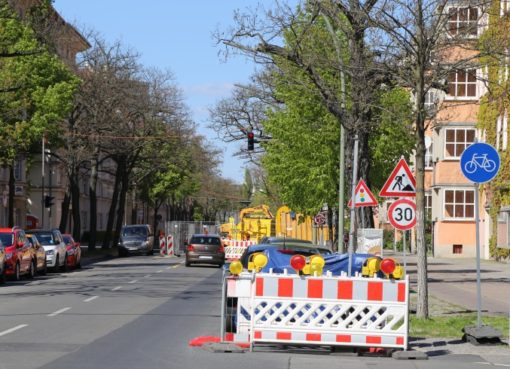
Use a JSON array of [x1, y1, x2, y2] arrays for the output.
[[224, 240, 256, 261], [165, 235, 174, 256], [159, 236, 166, 256], [222, 271, 409, 351]]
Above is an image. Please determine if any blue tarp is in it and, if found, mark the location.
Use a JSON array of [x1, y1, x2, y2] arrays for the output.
[[259, 248, 372, 276]]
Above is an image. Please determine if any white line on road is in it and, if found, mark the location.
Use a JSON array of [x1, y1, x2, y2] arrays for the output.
[[84, 296, 99, 303], [171, 265, 179, 269], [495, 364, 510, 367], [112, 286, 122, 291], [144, 274, 151, 278], [156, 270, 163, 273], [128, 280, 138, 284], [0, 325, 28, 337], [48, 307, 71, 317], [166, 266, 172, 270]]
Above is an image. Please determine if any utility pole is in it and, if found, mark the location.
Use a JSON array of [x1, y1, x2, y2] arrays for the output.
[[348, 135, 359, 276], [41, 136, 45, 229]]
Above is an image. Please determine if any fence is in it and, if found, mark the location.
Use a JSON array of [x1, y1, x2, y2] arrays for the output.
[[222, 271, 409, 350], [164, 221, 219, 256]]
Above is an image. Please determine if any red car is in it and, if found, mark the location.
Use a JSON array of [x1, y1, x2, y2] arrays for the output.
[[0, 227, 36, 280], [62, 234, 82, 269]]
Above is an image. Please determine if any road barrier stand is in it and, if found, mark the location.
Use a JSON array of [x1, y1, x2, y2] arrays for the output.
[[220, 254, 409, 353], [159, 234, 174, 257], [224, 240, 256, 262], [159, 235, 166, 256]]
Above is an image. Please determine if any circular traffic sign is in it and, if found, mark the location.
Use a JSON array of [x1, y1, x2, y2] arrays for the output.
[[388, 199, 416, 230], [314, 213, 326, 226], [460, 143, 500, 184]]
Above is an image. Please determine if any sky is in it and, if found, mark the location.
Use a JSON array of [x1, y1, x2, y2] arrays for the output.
[[52, 0, 282, 184]]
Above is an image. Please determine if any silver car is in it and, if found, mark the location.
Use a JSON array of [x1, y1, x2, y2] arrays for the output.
[[118, 225, 154, 256]]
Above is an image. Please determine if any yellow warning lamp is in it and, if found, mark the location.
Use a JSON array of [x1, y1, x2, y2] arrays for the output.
[[309, 255, 325, 276], [362, 257, 381, 277], [229, 260, 243, 276], [248, 253, 268, 272], [302, 264, 311, 275], [392, 264, 405, 279]]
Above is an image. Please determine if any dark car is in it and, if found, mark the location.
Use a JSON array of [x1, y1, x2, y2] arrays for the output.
[[118, 224, 154, 257], [185, 234, 225, 267]]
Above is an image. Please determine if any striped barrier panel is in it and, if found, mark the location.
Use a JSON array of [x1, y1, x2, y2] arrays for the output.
[[249, 272, 409, 350], [225, 274, 254, 341], [224, 241, 256, 261], [166, 235, 174, 256], [159, 236, 166, 256]]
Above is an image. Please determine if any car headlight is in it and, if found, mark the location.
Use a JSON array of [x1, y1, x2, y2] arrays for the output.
[[46, 250, 54, 255], [142, 241, 149, 247]]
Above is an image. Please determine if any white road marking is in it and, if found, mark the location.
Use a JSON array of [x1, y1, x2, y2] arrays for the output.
[[0, 325, 28, 337], [166, 266, 172, 270], [128, 279, 138, 284], [111, 286, 122, 291], [84, 296, 99, 303], [156, 270, 163, 273], [144, 274, 151, 278], [171, 265, 179, 269], [495, 364, 510, 367], [48, 307, 71, 317]]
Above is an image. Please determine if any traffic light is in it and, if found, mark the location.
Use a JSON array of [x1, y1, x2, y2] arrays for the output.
[[247, 131, 254, 151], [44, 195, 54, 208]]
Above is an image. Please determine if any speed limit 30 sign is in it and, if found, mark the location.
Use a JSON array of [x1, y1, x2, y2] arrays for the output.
[[388, 199, 416, 230]]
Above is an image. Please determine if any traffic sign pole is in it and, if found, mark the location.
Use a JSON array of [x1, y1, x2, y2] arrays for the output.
[[348, 135, 359, 276], [474, 184, 482, 328]]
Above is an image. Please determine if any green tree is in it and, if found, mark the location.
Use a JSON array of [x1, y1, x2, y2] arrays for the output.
[[0, 0, 79, 226]]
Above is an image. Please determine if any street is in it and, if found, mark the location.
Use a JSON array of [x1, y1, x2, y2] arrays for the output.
[[0, 255, 508, 369]]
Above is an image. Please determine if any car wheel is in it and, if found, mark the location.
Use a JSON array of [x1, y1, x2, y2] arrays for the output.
[[40, 260, 47, 275], [119, 248, 127, 257], [185, 260, 191, 267], [0, 269, 5, 284], [52, 255, 59, 272], [28, 260, 36, 279], [62, 254, 68, 272], [14, 263, 21, 281]]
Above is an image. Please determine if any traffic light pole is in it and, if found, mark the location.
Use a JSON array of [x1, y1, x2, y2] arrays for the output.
[[48, 154, 53, 227]]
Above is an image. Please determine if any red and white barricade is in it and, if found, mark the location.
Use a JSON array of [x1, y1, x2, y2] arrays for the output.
[[160, 234, 174, 256], [222, 271, 409, 350], [224, 240, 256, 261], [159, 235, 166, 255]]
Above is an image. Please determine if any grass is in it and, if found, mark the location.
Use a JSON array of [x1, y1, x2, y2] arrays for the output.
[[410, 314, 509, 339]]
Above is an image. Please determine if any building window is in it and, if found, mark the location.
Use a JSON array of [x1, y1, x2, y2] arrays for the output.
[[448, 7, 479, 37], [424, 89, 439, 114], [444, 128, 476, 159], [425, 136, 433, 169], [14, 159, 22, 181], [496, 111, 508, 151], [448, 69, 477, 98], [444, 189, 475, 220], [425, 192, 432, 219]]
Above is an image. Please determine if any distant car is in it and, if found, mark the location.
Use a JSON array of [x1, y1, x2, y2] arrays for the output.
[[0, 240, 5, 284], [259, 236, 314, 245], [118, 224, 154, 256], [30, 229, 67, 272], [185, 234, 225, 267], [62, 234, 82, 269], [0, 227, 35, 280], [26, 234, 47, 275]]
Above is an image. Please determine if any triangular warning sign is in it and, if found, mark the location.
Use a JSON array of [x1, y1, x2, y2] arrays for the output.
[[348, 179, 378, 207], [379, 158, 416, 197]]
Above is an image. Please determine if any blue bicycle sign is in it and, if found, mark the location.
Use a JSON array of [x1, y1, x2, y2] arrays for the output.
[[460, 143, 500, 183]]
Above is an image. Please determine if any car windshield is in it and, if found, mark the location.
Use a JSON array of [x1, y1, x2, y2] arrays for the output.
[[122, 227, 147, 237], [0, 233, 13, 247], [190, 236, 220, 245], [32, 232, 54, 245]]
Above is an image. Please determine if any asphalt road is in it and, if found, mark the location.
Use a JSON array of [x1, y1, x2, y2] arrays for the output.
[[0, 255, 507, 369]]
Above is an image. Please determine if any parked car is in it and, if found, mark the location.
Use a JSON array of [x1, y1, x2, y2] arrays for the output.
[[0, 227, 35, 280], [62, 234, 82, 269], [26, 234, 47, 275], [118, 224, 154, 257], [0, 240, 6, 284], [185, 234, 225, 267], [30, 229, 67, 272]]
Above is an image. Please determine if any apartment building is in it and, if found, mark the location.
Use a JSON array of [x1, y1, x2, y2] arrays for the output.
[[426, 1, 510, 258]]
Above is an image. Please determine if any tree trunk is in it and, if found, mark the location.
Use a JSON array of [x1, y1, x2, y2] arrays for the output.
[[88, 151, 99, 250], [112, 169, 129, 248], [103, 158, 123, 248], [70, 167, 81, 241], [8, 163, 15, 227], [59, 190, 70, 233]]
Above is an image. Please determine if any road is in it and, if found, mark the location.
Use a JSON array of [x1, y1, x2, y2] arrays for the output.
[[0, 255, 508, 369]]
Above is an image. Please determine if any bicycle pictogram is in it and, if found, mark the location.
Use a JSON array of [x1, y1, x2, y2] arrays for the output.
[[463, 153, 497, 174]]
